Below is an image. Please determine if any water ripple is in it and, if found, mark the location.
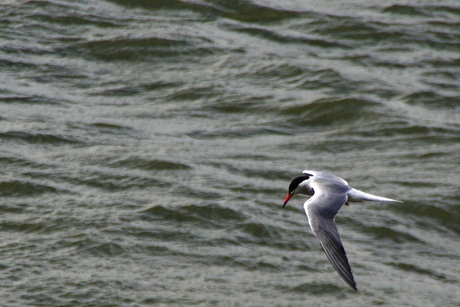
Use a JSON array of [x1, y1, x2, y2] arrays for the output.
[[1, 0, 459, 305]]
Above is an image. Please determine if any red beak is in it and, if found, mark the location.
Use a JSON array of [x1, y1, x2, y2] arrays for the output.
[[283, 193, 293, 208]]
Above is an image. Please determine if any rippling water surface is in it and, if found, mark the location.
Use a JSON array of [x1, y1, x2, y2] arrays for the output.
[[1, 0, 460, 306]]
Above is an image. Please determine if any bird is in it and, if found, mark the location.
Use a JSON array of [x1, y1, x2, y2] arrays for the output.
[[283, 170, 402, 291]]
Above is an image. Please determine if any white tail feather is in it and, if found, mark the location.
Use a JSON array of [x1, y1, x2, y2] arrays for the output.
[[347, 188, 402, 203]]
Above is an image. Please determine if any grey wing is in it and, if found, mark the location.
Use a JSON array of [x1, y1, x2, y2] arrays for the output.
[[314, 219, 357, 291], [305, 191, 357, 291]]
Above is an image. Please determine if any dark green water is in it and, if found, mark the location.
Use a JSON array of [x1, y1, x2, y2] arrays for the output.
[[1, 0, 459, 306]]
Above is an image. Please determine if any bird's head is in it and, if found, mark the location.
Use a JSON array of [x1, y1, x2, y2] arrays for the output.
[[283, 173, 313, 208]]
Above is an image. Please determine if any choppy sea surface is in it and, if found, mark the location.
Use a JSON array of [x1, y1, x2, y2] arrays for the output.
[[1, 0, 459, 306]]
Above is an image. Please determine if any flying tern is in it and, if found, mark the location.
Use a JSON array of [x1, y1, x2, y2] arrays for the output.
[[283, 170, 402, 291]]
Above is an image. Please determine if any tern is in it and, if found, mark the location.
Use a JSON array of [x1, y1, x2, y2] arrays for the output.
[[283, 170, 402, 291]]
